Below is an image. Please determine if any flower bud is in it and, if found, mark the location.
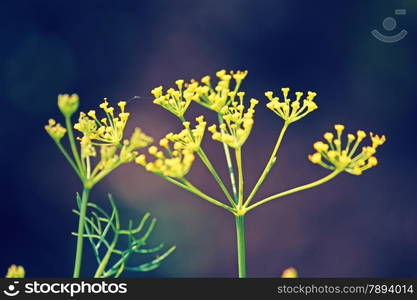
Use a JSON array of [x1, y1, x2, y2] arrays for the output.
[[58, 94, 79, 117]]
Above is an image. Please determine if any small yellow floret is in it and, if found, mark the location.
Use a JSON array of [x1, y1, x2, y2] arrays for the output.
[[308, 152, 322, 164]]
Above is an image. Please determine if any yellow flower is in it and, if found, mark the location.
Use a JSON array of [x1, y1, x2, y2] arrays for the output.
[[91, 145, 122, 179], [116, 128, 153, 164], [96, 145, 118, 169], [165, 116, 206, 152], [193, 69, 248, 112], [136, 146, 195, 178], [73, 98, 152, 181], [80, 135, 97, 158], [6, 265, 25, 278], [308, 124, 386, 175], [127, 127, 154, 150], [58, 93, 79, 117], [74, 99, 130, 146], [265, 88, 317, 123], [281, 267, 298, 278], [74, 112, 97, 137], [135, 121, 203, 178], [119, 142, 138, 163], [87, 126, 151, 178], [47, 93, 153, 186], [88, 134, 152, 185], [208, 96, 258, 148], [151, 80, 198, 117], [44, 119, 67, 141]]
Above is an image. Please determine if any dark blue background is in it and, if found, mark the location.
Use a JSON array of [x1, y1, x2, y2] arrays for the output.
[[1, 0, 416, 277]]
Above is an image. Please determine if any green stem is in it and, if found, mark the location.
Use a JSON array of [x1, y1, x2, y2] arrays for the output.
[[178, 115, 234, 207], [244, 122, 289, 208], [55, 141, 82, 179], [218, 113, 238, 203], [197, 149, 235, 207], [91, 161, 122, 186], [235, 215, 247, 278], [157, 174, 235, 213], [246, 169, 342, 212], [65, 116, 84, 176], [94, 236, 118, 277], [73, 187, 91, 278], [235, 147, 244, 207]]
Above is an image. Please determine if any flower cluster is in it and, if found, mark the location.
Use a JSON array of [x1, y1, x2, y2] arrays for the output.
[[76, 101, 152, 183], [74, 99, 130, 146], [163, 116, 206, 151], [136, 118, 206, 178], [193, 69, 248, 112], [265, 88, 318, 123], [45, 94, 153, 186], [308, 124, 386, 175], [150, 70, 249, 117], [89, 127, 153, 180], [208, 95, 258, 148], [151, 80, 198, 118], [45, 119, 67, 142]]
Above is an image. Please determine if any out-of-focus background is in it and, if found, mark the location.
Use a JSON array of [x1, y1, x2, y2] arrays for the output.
[[1, 0, 416, 277]]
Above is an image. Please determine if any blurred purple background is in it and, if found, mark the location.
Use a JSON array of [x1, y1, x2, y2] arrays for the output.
[[1, 0, 417, 277]]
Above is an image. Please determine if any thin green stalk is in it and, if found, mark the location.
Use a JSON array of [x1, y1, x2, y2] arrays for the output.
[[95, 197, 120, 278], [94, 240, 116, 278], [91, 161, 122, 186], [197, 149, 235, 207], [65, 116, 84, 176], [178, 115, 234, 206], [94, 235, 118, 277], [218, 113, 238, 203], [73, 187, 91, 278], [244, 122, 289, 208], [157, 174, 235, 213], [246, 169, 342, 212], [235, 147, 244, 207], [55, 141, 82, 179], [235, 215, 246, 278]]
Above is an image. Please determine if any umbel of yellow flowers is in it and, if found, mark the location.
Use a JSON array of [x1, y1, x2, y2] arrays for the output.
[[45, 119, 67, 142], [45, 94, 153, 187], [151, 70, 249, 116], [265, 88, 318, 123], [208, 95, 258, 149], [309, 124, 386, 175], [194, 70, 248, 112], [136, 116, 206, 178]]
